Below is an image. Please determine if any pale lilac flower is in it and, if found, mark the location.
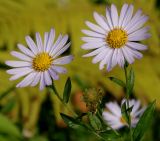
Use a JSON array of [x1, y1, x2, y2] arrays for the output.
[[81, 4, 150, 71], [102, 99, 145, 129], [6, 28, 73, 90]]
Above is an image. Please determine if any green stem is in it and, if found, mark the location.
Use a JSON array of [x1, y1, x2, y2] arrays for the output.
[[124, 65, 133, 141], [50, 83, 63, 102], [49, 83, 77, 117]]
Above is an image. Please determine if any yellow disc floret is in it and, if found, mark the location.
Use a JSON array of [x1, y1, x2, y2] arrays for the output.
[[106, 28, 128, 48], [33, 52, 53, 72]]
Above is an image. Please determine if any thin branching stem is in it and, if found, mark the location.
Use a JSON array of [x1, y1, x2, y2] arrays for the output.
[[49, 83, 77, 117]]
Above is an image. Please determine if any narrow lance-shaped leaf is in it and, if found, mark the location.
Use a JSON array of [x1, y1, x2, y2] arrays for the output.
[[88, 112, 102, 131], [133, 100, 156, 141], [63, 77, 71, 103], [60, 113, 80, 129], [99, 130, 121, 140], [108, 77, 125, 87]]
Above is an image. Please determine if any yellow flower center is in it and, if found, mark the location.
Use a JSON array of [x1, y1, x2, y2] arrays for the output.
[[32, 52, 53, 72], [106, 28, 128, 48]]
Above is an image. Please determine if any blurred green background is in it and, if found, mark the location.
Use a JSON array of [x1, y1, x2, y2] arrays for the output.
[[0, 0, 160, 140]]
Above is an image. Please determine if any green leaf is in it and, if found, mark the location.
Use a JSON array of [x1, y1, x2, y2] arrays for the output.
[[0, 114, 21, 138], [108, 77, 125, 87], [88, 112, 102, 131], [63, 77, 71, 103], [99, 130, 120, 140], [60, 113, 80, 129], [133, 100, 156, 141], [127, 68, 135, 96]]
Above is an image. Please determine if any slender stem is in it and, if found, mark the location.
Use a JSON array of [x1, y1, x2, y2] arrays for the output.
[[49, 84, 77, 117], [124, 65, 133, 141]]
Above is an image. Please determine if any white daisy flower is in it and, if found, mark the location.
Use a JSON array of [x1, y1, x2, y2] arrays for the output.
[[6, 28, 73, 90], [102, 99, 145, 129], [81, 4, 150, 71]]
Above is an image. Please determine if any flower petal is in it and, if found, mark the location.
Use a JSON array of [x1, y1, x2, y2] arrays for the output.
[[111, 4, 119, 27], [81, 37, 104, 42], [128, 33, 150, 41], [81, 42, 106, 50], [85, 21, 106, 34], [7, 67, 32, 75], [92, 48, 108, 64], [6, 61, 32, 68], [49, 34, 63, 55], [127, 15, 148, 34], [53, 55, 73, 65], [118, 4, 128, 27], [128, 26, 150, 38], [117, 49, 125, 68], [25, 36, 38, 54], [53, 42, 71, 59], [46, 28, 55, 52], [51, 35, 68, 55], [44, 32, 49, 51], [121, 46, 135, 64], [93, 12, 110, 31], [48, 68, 59, 80], [31, 72, 41, 86], [17, 44, 34, 57], [124, 9, 142, 30], [11, 51, 32, 62], [9, 68, 33, 80], [126, 42, 147, 50], [83, 46, 106, 57], [121, 4, 134, 28], [105, 102, 121, 117], [82, 29, 105, 38], [51, 66, 67, 74], [106, 7, 113, 29], [36, 32, 43, 52], [44, 71, 52, 86], [16, 72, 36, 88], [99, 48, 113, 70], [39, 73, 45, 90]]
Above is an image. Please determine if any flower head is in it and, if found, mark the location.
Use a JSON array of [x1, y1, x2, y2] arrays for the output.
[[81, 4, 150, 71], [102, 99, 145, 129], [6, 28, 73, 90], [83, 88, 104, 113]]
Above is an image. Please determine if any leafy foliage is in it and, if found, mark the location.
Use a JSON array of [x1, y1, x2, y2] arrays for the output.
[[133, 100, 156, 141], [63, 77, 71, 103]]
